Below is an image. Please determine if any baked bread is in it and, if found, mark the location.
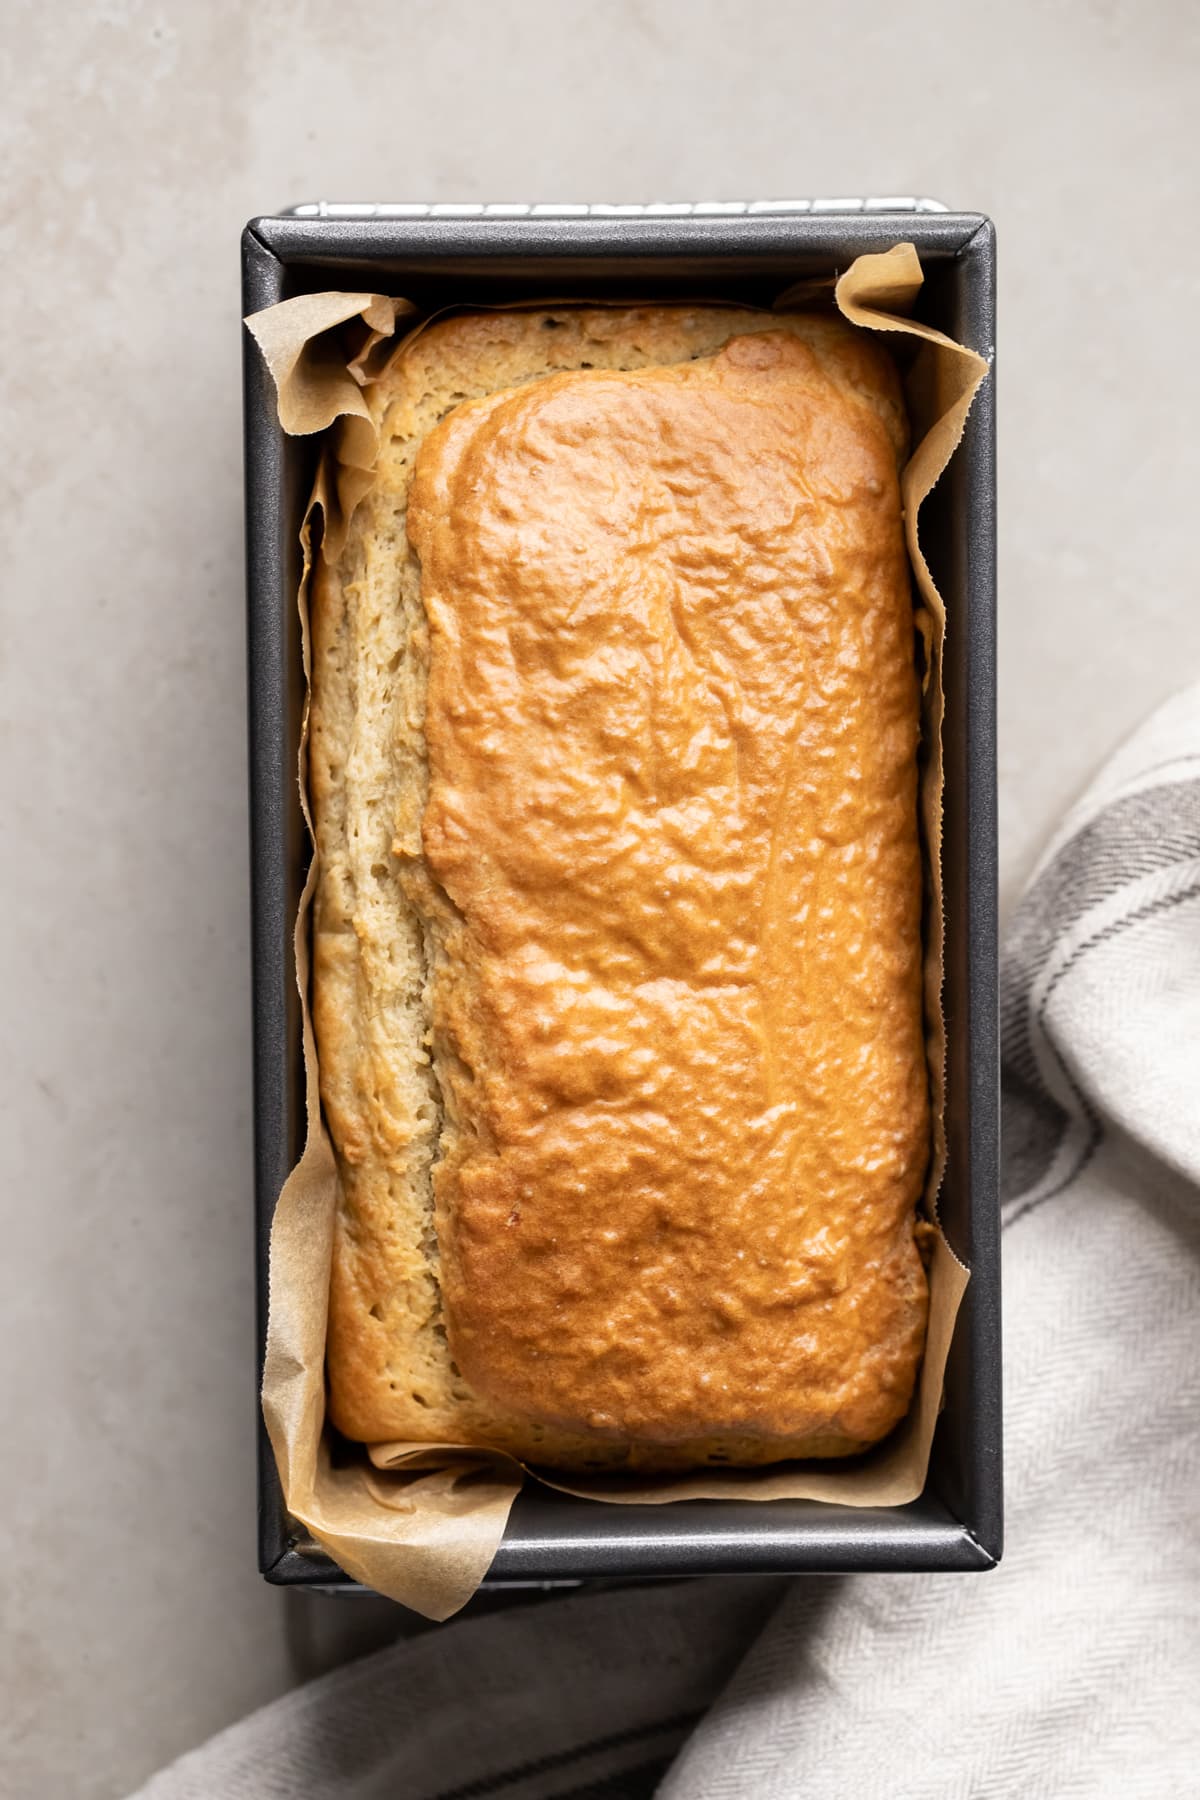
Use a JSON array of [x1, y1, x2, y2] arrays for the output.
[[312, 305, 930, 1471]]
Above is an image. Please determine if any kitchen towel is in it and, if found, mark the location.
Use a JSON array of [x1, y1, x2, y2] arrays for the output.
[[131, 684, 1200, 1800]]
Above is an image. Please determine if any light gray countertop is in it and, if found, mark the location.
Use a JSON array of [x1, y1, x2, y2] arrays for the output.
[[4, 2, 1199, 1794]]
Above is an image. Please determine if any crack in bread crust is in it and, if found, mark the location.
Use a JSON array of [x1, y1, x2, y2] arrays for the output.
[[315, 306, 927, 1471]]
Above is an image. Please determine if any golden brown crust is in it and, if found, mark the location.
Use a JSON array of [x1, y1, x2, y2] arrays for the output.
[[314, 305, 928, 1470]]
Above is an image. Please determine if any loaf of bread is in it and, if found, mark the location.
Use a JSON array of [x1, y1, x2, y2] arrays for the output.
[[312, 305, 930, 1472]]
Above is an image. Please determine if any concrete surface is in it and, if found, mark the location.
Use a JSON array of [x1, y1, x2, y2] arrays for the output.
[[3, 1, 1199, 1793]]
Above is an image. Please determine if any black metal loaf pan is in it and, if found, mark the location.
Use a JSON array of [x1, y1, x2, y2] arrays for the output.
[[243, 203, 1000, 1592]]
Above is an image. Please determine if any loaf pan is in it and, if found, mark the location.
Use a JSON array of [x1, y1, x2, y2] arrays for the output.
[[243, 202, 1000, 1592]]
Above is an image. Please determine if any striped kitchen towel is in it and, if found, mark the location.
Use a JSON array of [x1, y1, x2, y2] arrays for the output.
[[131, 685, 1200, 1800]]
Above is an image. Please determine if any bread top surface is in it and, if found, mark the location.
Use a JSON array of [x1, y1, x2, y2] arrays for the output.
[[386, 310, 930, 1449]]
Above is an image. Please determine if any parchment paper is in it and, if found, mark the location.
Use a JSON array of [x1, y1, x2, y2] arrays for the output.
[[246, 246, 989, 1617]]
